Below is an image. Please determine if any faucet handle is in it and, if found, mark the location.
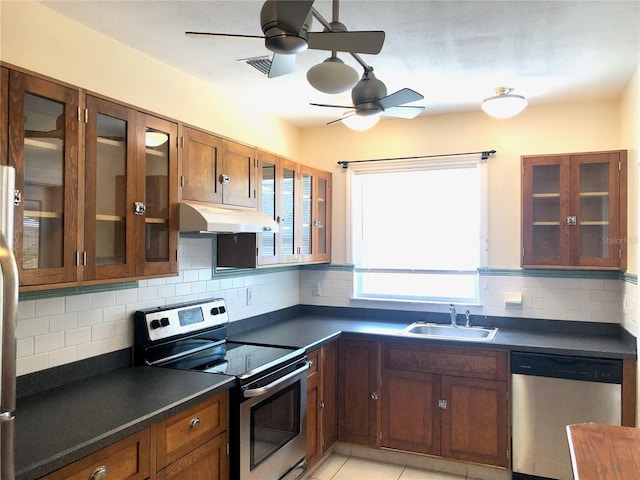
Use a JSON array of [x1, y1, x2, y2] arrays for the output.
[[465, 309, 471, 327]]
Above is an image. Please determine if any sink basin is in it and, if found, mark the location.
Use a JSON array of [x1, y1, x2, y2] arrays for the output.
[[401, 322, 498, 341]]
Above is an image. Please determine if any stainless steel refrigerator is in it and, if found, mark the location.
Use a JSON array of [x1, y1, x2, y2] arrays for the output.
[[0, 165, 18, 480]]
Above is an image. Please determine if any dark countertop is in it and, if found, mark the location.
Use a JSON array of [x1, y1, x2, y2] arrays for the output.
[[16, 311, 636, 479], [228, 315, 637, 359], [16, 366, 234, 480]]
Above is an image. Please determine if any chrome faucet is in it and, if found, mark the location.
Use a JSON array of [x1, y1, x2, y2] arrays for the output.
[[449, 304, 457, 326], [465, 309, 471, 327]]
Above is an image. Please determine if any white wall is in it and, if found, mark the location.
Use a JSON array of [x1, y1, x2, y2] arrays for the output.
[[300, 100, 626, 269]]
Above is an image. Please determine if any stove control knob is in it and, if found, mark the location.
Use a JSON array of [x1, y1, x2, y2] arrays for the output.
[[219, 306, 226, 314], [150, 319, 161, 330], [160, 317, 170, 327], [210, 307, 219, 315]]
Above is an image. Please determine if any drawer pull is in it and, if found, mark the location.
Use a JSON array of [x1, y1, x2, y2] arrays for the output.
[[89, 465, 107, 480], [189, 417, 201, 429]]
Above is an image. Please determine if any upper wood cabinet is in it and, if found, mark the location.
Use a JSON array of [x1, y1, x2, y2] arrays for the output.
[[299, 166, 331, 263], [181, 126, 257, 208], [1, 67, 8, 166], [7, 70, 80, 287], [5, 67, 179, 290], [257, 149, 300, 265], [522, 150, 627, 269]]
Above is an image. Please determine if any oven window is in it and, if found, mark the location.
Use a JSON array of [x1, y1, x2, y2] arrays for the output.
[[250, 382, 301, 470]]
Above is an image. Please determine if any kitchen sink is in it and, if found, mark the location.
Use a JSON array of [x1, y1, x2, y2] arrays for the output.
[[401, 322, 498, 341]]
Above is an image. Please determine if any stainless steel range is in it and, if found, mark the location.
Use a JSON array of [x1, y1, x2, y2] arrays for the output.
[[134, 298, 308, 480]]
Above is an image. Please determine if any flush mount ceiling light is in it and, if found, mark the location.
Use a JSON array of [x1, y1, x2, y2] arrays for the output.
[[341, 111, 380, 130], [307, 55, 359, 94], [481, 87, 528, 119]]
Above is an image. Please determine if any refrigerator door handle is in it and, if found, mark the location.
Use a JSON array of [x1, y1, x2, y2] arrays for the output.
[[0, 232, 19, 480], [0, 232, 19, 412]]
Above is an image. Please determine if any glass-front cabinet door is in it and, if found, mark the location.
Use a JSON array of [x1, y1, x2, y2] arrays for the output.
[[8, 71, 79, 286], [84, 95, 137, 280], [299, 166, 332, 263], [257, 150, 299, 265], [522, 151, 626, 269], [138, 114, 178, 277]]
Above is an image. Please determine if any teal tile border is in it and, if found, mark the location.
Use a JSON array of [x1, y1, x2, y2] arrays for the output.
[[478, 267, 630, 281], [299, 264, 638, 284], [19, 281, 139, 301]]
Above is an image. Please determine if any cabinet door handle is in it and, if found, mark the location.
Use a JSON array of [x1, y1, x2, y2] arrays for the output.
[[219, 174, 230, 185], [438, 399, 448, 409], [189, 417, 201, 429], [88, 465, 107, 480], [566, 216, 577, 226], [370, 392, 378, 400], [319, 400, 325, 409], [14, 190, 21, 206], [134, 202, 146, 216]]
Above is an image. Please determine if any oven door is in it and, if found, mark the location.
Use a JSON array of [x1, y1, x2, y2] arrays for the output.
[[240, 361, 308, 480]]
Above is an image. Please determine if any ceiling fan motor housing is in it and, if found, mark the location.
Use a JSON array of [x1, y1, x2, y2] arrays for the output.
[[352, 72, 387, 115], [261, 0, 311, 54]]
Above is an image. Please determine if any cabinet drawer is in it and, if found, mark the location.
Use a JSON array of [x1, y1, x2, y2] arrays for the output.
[[41, 428, 150, 480], [156, 391, 229, 469], [383, 343, 508, 381], [157, 432, 228, 480]]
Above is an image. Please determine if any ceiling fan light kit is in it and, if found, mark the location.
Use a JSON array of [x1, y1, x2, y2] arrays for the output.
[[306, 56, 359, 94], [481, 87, 528, 118], [342, 111, 380, 130]]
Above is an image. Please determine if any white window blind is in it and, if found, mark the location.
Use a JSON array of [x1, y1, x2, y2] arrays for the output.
[[349, 158, 487, 303]]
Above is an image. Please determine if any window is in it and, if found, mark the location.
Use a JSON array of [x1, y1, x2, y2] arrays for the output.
[[349, 158, 487, 303]]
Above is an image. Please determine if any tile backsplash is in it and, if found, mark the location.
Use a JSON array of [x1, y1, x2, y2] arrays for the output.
[[15, 237, 300, 376], [299, 268, 638, 335], [15, 236, 637, 376]]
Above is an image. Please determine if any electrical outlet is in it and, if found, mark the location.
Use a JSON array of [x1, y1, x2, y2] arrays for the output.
[[246, 287, 254, 305], [312, 282, 320, 296]]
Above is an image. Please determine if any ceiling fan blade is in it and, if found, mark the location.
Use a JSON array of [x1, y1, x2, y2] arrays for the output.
[[327, 114, 354, 125], [268, 53, 296, 78], [378, 88, 424, 109], [310, 102, 355, 109], [383, 106, 425, 119], [186, 31, 265, 40], [275, 0, 315, 33], [307, 31, 385, 54]]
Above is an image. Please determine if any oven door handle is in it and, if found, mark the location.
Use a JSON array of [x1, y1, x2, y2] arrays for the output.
[[243, 361, 309, 399]]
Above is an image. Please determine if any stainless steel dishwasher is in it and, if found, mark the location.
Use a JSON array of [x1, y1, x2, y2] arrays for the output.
[[511, 352, 622, 480]]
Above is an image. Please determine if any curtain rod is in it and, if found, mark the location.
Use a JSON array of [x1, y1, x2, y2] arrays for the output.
[[337, 150, 496, 169]]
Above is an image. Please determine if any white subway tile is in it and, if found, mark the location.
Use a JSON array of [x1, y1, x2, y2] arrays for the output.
[[66, 327, 92, 346], [17, 300, 35, 320], [17, 338, 34, 358], [65, 294, 92, 313], [50, 313, 78, 333], [35, 297, 65, 317], [92, 291, 116, 308], [34, 332, 65, 354], [48, 348, 77, 368], [17, 316, 50, 338]]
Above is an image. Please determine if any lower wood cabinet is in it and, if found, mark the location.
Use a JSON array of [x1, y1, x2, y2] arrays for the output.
[[336, 338, 509, 468], [306, 341, 338, 469], [40, 391, 229, 480], [337, 338, 380, 447], [40, 428, 151, 480], [381, 342, 509, 467], [155, 391, 229, 479]]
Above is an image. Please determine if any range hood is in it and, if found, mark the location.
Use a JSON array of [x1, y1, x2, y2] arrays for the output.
[[179, 201, 279, 234]]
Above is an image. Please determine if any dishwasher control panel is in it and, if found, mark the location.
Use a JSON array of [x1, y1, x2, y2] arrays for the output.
[[511, 352, 623, 384]]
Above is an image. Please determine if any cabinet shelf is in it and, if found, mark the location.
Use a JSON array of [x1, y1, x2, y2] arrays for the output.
[[532, 193, 560, 198], [97, 136, 125, 147], [24, 210, 62, 219], [96, 214, 125, 222], [24, 137, 61, 151], [580, 191, 609, 197], [532, 221, 560, 226], [581, 221, 609, 226], [145, 217, 167, 224]]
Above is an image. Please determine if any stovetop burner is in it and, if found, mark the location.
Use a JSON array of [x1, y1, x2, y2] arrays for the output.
[[133, 298, 304, 382]]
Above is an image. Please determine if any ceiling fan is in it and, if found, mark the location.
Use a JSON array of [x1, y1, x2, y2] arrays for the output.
[[185, 0, 385, 78], [311, 67, 426, 125]]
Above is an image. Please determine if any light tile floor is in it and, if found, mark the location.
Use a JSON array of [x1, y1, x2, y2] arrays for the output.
[[306, 454, 467, 480]]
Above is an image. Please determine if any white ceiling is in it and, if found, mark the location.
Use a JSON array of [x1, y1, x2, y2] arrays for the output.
[[39, 0, 640, 128]]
